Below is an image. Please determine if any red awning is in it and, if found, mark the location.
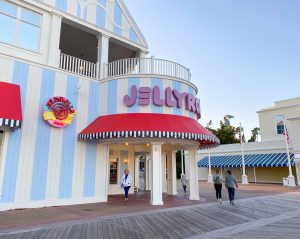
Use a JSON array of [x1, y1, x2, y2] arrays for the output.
[[0, 81, 22, 130], [78, 113, 219, 147]]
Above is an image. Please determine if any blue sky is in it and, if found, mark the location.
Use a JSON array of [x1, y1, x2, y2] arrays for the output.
[[124, 0, 300, 139]]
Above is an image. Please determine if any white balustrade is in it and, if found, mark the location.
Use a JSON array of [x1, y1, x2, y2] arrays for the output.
[[59, 53, 97, 79], [104, 58, 191, 81], [59, 54, 191, 81]]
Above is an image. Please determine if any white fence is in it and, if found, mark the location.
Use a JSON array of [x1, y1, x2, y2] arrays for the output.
[[59, 53, 97, 78], [104, 58, 191, 81]]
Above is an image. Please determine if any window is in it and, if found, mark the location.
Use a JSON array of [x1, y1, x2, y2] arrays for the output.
[[0, 0, 41, 52], [275, 115, 284, 134], [109, 157, 118, 184]]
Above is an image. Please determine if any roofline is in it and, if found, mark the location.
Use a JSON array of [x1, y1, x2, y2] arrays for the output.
[[118, 0, 149, 49], [256, 103, 300, 113], [274, 96, 300, 104], [257, 97, 300, 113]]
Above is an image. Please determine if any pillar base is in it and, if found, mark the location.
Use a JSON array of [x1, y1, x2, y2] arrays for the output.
[[207, 174, 213, 183], [189, 195, 200, 200], [241, 175, 249, 184], [287, 176, 296, 187], [150, 200, 164, 205]]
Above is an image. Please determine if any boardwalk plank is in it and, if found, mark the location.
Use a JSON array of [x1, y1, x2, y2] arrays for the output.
[[85, 222, 93, 239], [79, 223, 88, 239], [0, 193, 299, 239], [60, 226, 72, 239]]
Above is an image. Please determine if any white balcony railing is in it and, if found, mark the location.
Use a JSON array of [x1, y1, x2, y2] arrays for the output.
[[104, 58, 191, 81], [59, 53, 97, 78]]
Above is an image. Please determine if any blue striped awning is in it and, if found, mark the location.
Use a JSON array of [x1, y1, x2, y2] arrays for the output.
[[198, 153, 295, 168]]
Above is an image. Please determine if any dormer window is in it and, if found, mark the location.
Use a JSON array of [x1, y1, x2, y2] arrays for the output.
[[0, 0, 41, 52]]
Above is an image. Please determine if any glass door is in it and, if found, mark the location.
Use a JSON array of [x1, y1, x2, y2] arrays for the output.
[[109, 157, 119, 184]]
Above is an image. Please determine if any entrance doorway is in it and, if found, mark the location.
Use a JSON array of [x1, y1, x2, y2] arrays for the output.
[[139, 155, 146, 190], [0, 130, 4, 171]]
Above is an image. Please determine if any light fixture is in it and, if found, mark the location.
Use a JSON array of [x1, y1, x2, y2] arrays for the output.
[[123, 158, 128, 164], [125, 142, 128, 146], [146, 143, 149, 147]]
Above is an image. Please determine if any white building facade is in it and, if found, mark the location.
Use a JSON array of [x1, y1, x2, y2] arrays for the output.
[[198, 97, 300, 185], [0, 0, 218, 211]]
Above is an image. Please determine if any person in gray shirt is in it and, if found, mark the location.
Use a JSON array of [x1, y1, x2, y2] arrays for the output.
[[225, 170, 238, 205], [213, 169, 223, 204]]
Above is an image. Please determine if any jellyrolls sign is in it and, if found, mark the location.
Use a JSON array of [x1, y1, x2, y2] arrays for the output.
[[123, 85, 201, 119], [43, 96, 76, 128]]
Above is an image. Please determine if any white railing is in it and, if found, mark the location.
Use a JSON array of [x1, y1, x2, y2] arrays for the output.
[[104, 58, 191, 81], [59, 53, 97, 78]]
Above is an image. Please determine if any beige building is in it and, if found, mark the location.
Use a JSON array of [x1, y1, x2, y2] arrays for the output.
[[198, 97, 300, 185]]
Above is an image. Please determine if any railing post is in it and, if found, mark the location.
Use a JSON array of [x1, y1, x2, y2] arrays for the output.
[[151, 55, 154, 74], [96, 62, 101, 79]]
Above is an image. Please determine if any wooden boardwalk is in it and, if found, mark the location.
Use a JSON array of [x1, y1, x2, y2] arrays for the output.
[[0, 193, 299, 239]]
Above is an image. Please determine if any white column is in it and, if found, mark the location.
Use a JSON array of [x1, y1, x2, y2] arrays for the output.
[[134, 156, 139, 192], [161, 152, 167, 193], [145, 155, 151, 191], [240, 122, 249, 184], [188, 149, 200, 200], [137, 50, 147, 74], [167, 151, 177, 195], [184, 151, 190, 180], [207, 150, 213, 183], [47, 12, 63, 67], [128, 146, 135, 194], [97, 34, 110, 79], [138, 50, 147, 58], [150, 143, 163, 205], [295, 156, 300, 186], [284, 124, 296, 186], [96, 144, 109, 201], [181, 150, 184, 176]]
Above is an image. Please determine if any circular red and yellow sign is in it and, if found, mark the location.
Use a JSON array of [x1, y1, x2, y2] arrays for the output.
[[43, 96, 76, 128]]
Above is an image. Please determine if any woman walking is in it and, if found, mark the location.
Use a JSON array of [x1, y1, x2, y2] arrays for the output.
[[121, 169, 132, 201]]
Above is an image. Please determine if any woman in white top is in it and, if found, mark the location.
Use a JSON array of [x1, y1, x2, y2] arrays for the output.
[[121, 169, 132, 200]]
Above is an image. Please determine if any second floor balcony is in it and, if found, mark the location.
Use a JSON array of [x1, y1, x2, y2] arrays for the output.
[[59, 53, 191, 82], [58, 19, 191, 82]]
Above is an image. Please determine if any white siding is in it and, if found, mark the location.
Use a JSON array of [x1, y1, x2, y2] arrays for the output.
[[45, 72, 67, 200], [72, 79, 89, 198], [15, 65, 42, 202]]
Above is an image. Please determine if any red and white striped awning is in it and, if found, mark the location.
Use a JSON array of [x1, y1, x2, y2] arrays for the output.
[[78, 113, 219, 148], [0, 81, 22, 130]]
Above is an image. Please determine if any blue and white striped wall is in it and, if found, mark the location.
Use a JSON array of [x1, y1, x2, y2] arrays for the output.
[[0, 56, 198, 210], [33, 0, 142, 45], [101, 76, 198, 119], [0, 57, 109, 210]]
